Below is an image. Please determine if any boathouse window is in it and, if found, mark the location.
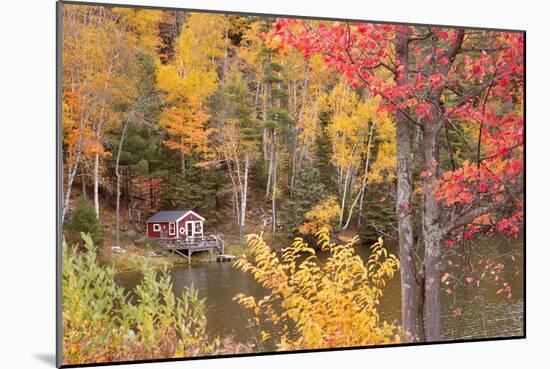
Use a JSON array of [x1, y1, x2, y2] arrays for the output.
[[153, 224, 160, 232], [169, 222, 175, 235], [195, 222, 202, 233]]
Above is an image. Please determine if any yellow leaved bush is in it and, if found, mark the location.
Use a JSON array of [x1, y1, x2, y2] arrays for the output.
[[234, 228, 401, 350]]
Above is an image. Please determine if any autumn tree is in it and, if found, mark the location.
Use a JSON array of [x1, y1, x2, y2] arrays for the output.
[[61, 5, 119, 222], [61, 6, 163, 224], [271, 20, 524, 342], [156, 13, 226, 175], [325, 83, 393, 230]]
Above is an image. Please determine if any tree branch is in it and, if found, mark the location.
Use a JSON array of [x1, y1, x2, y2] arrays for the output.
[[442, 191, 520, 236]]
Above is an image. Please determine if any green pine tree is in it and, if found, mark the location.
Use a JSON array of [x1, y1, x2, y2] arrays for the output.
[[66, 196, 104, 245], [283, 162, 327, 237]]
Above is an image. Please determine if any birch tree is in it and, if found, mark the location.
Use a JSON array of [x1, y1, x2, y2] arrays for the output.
[[211, 69, 259, 235]]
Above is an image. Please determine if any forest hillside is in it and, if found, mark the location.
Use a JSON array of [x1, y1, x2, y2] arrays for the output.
[[62, 8, 400, 250]]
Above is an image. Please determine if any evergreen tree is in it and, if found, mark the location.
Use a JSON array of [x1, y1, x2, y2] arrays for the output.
[[358, 186, 396, 242], [66, 196, 104, 245], [283, 162, 327, 237], [158, 156, 224, 225], [315, 109, 337, 191]]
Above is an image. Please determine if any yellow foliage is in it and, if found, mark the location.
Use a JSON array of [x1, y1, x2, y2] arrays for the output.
[[112, 7, 163, 51], [296, 55, 337, 157], [155, 64, 182, 98], [61, 4, 153, 174], [299, 196, 341, 235], [234, 228, 401, 350], [159, 105, 212, 157], [237, 20, 264, 77], [327, 83, 396, 182], [156, 13, 226, 159]]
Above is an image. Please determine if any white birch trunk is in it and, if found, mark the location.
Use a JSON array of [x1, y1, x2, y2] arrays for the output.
[[93, 152, 100, 218], [344, 123, 375, 229], [240, 155, 249, 231], [227, 160, 241, 229], [338, 164, 351, 229], [115, 118, 131, 248], [271, 148, 277, 234], [62, 157, 80, 224]]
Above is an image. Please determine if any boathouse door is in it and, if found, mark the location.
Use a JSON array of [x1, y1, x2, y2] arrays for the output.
[[186, 221, 194, 237]]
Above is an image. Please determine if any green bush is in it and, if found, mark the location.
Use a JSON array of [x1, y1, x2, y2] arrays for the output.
[[62, 233, 212, 365], [65, 196, 103, 245]]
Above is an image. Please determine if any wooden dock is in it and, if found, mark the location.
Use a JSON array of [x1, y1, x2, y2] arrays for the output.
[[216, 254, 237, 262], [158, 234, 225, 263]]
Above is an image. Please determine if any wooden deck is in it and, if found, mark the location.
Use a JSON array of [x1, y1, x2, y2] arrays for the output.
[[157, 234, 225, 263]]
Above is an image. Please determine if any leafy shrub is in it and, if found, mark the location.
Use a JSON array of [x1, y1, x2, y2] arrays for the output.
[[62, 233, 211, 365], [234, 228, 401, 350], [65, 196, 103, 245], [298, 196, 341, 235]]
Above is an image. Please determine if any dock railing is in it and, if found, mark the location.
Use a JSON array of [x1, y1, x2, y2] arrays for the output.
[[158, 233, 224, 253]]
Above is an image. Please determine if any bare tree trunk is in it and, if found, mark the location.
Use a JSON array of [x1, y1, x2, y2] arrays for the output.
[[180, 150, 186, 177], [148, 161, 154, 210], [226, 160, 241, 229], [338, 164, 351, 229], [289, 133, 298, 196], [62, 117, 86, 224], [93, 152, 100, 216], [81, 168, 87, 199], [344, 123, 375, 229], [115, 119, 131, 249], [357, 186, 366, 227], [337, 164, 344, 195], [265, 48, 274, 200], [395, 32, 418, 343], [265, 130, 273, 199], [422, 121, 443, 342], [129, 199, 140, 232], [290, 63, 310, 196], [262, 95, 268, 161], [343, 185, 361, 230], [254, 81, 261, 112], [223, 17, 229, 81], [421, 29, 464, 342], [62, 161, 79, 224], [357, 124, 376, 227], [271, 147, 277, 234], [240, 155, 249, 232]]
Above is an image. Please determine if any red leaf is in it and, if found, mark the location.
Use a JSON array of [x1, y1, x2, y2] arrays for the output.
[[477, 183, 488, 192]]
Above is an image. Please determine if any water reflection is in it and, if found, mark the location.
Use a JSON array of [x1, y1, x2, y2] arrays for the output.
[[115, 236, 523, 346]]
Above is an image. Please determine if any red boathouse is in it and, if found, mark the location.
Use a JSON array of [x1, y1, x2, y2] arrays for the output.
[[146, 209, 205, 239]]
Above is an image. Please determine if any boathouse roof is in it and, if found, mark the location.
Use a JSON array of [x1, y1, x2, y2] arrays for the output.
[[146, 209, 204, 222]]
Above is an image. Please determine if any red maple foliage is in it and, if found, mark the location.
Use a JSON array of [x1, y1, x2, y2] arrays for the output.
[[268, 19, 524, 241]]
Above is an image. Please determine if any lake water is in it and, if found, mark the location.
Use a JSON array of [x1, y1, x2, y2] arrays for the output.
[[115, 236, 524, 347]]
